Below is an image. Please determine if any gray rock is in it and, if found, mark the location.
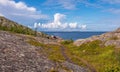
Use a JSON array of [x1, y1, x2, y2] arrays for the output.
[[74, 28, 120, 48], [62, 61, 88, 72], [0, 31, 56, 72], [105, 40, 120, 48], [0, 31, 88, 72]]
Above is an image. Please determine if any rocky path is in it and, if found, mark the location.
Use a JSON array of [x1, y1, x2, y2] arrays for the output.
[[60, 45, 97, 72], [60, 45, 73, 63]]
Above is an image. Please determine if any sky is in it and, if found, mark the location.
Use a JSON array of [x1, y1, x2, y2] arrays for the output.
[[0, 0, 120, 31]]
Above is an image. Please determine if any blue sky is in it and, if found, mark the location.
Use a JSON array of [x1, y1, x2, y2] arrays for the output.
[[0, 0, 120, 31]]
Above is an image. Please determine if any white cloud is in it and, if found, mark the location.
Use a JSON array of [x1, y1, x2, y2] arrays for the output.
[[69, 23, 77, 28], [0, 0, 48, 24], [54, 13, 65, 25], [34, 13, 87, 31], [81, 25, 87, 29], [36, 13, 66, 29], [34, 22, 38, 28], [0, 0, 36, 14]]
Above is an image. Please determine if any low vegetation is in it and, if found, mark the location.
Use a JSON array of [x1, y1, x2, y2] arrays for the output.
[[63, 40, 120, 72], [61, 39, 73, 45], [0, 22, 35, 35], [27, 39, 65, 62], [27, 37, 120, 72]]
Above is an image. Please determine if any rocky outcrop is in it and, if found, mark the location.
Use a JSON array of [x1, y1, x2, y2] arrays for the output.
[[105, 40, 120, 48], [74, 28, 120, 48], [0, 31, 87, 72], [0, 31, 56, 72], [0, 16, 63, 41]]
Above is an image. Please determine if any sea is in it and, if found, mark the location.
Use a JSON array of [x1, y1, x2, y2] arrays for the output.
[[44, 32, 107, 40]]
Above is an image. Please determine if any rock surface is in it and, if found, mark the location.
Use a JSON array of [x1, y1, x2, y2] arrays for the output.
[[74, 28, 120, 48], [0, 31, 55, 72], [0, 31, 87, 72]]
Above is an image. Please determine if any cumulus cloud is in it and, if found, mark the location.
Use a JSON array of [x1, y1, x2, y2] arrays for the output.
[[54, 13, 65, 24], [0, 0, 36, 12], [0, 0, 48, 24], [34, 13, 87, 31]]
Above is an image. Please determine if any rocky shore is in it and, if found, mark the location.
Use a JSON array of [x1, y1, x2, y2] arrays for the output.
[[74, 28, 120, 48]]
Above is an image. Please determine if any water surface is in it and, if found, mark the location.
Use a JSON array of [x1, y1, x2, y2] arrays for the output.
[[45, 31, 106, 40]]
